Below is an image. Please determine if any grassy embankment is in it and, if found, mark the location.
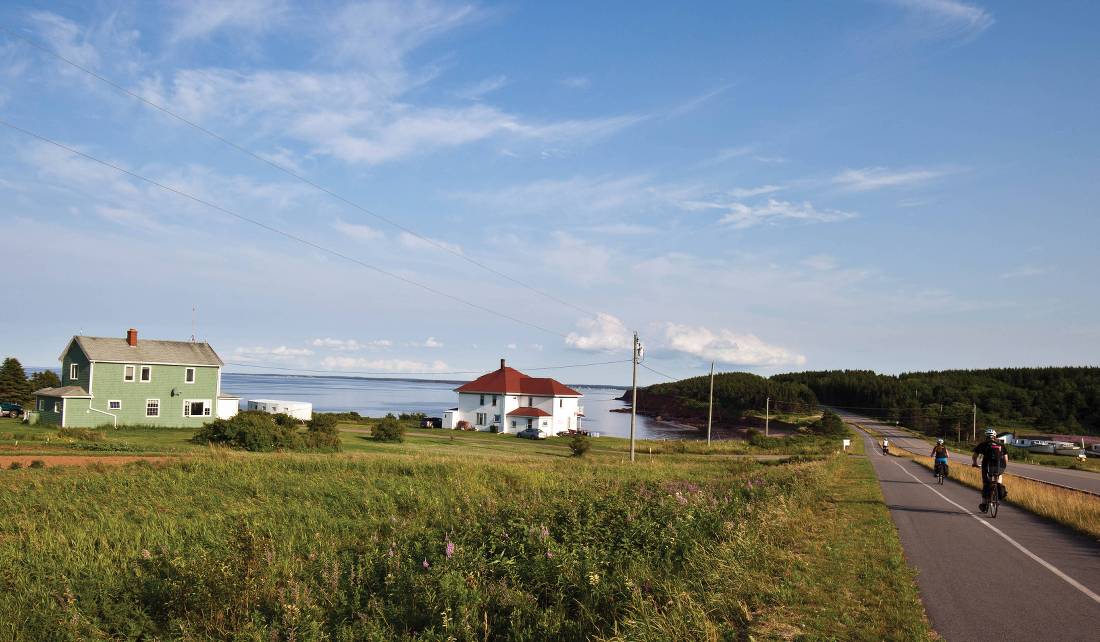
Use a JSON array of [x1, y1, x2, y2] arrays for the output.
[[0, 422, 932, 640], [858, 424, 1100, 542]]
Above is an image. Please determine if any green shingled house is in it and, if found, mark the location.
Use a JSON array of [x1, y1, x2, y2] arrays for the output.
[[33, 329, 240, 428]]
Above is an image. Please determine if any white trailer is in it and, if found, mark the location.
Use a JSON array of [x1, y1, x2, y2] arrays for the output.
[[246, 399, 313, 421]]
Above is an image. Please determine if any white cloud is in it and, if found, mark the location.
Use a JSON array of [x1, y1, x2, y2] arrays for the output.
[[566, 313, 633, 352], [833, 166, 949, 191], [326, 0, 478, 68], [399, 231, 462, 254], [802, 254, 839, 271], [168, 0, 289, 43], [561, 75, 590, 89], [456, 74, 508, 100], [234, 345, 314, 359], [29, 11, 101, 68], [531, 343, 544, 351], [505, 343, 517, 350], [95, 205, 171, 233], [1000, 265, 1051, 279], [888, 0, 993, 40], [310, 337, 392, 351], [663, 324, 806, 367], [320, 356, 451, 373], [720, 199, 856, 229], [411, 336, 444, 348], [543, 232, 614, 286], [584, 223, 657, 236], [334, 219, 384, 241]]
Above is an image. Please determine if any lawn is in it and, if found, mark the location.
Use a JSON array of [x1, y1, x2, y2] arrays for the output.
[[0, 423, 932, 640]]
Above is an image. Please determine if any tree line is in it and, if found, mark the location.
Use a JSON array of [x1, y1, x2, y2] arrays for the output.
[[635, 371, 818, 424], [771, 367, 1100, 436], [0, 358, 60, 406]]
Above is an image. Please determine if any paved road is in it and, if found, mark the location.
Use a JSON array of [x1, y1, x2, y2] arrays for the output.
[[836, 410, 1100, 496], [851, 426, 1100, 641]]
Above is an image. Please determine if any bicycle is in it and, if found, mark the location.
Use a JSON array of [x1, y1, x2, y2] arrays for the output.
[[934, 460, 948, 485], [976, 467, 1003, 518]]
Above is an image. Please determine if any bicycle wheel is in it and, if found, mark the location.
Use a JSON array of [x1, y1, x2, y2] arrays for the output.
[[989, 497, 999, 518], [938, 472, 944, 485]]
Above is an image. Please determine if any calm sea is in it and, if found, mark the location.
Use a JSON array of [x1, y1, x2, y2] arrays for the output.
[[222, 373, 702, 440]]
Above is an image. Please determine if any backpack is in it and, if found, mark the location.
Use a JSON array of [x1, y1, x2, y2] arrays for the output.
[[986, 442, 1006, 473]]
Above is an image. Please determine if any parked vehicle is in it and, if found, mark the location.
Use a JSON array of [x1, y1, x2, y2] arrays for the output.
[[1028, 443, 1056, 454], [0, 402, 23, 418], [420, 417, 443, 429], [517, 427, 547, 440], [1054, 445, 1082, 457]]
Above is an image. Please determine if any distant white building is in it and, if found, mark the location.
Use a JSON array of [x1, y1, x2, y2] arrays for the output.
[[443, 359, 583, 435], [247, 399, 313, 421]]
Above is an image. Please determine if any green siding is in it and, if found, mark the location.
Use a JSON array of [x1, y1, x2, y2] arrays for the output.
[[60, 398, 100, 428], [61, 342, 91, 390], [34, 396, 63, 426], [88, 362, 220, 427]]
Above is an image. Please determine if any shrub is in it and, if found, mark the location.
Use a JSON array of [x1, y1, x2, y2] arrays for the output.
[[192, 411, 301, 452], [569, 434, 591, 457], [304, 413, 341, 452], [809, 411, 848, 437], [29, 460, 45, 469], [398, 412, 426, 422], [307, 413, 339, 433], [8, 462, 22, 470], [271, 413, 301, 428], [371, 416, 405, 443], [58, 427, 106, 442]]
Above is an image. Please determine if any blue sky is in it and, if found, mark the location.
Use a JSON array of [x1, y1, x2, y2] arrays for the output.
[[1, 0, 1098, 385]]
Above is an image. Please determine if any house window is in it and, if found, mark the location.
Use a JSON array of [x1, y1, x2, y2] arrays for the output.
[[476, 412, 487, 426], [108, 400, 121, 410], [38, 399, 45, 411], [492, 395, 498, 406], [559, 399, 563, 408], [140, 366, 152, 382], [146, 399, 160, 417], [54, 401, 62, 413], [511, 420, 516, 428], [527, 396, 533, 406], [479, 394, 485, 405], [494, 414, 501, 423], [124, 365, 135, 382], [70, 363, 79, 380], [185, 368, 195, 383], [527, 418, 533, 429], [183, 400, 211, 417]]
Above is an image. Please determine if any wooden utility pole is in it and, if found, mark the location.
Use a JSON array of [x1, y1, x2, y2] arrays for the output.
[[972, 403, 977, 442], [706, 361, 715, 445], [765, 396, 770, 437], [629, 331, 640, 463]]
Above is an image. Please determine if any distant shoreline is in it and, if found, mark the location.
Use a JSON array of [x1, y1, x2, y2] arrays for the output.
[[222, 371, 627, 391]]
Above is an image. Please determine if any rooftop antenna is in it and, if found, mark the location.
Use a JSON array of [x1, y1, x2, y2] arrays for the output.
[[190, 305, 197, 342]]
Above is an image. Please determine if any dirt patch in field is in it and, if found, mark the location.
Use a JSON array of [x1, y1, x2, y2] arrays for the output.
[[0, 455, 176, 469]]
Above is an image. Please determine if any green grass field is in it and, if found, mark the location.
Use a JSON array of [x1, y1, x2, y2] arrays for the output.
[[0, 419, 931, 640]]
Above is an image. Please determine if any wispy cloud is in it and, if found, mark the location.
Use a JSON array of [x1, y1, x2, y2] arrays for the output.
[[168, 0, 290, 43], [234, 345, 314, 359], [887, 0, 994, 41], [565, 313, 633, 352], [663, 323, 806, 367], [310, 338, 392, 351], [334, 219, 384, 241], [456, 74, 507, 100], [320, 356, 451, 372], [833, 166, 950, 191], [399, 231, 462, 254], [1000, 265, 1051, 279], [720, 199, 857, 229]]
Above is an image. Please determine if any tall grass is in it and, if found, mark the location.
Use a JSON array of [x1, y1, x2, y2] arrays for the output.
[[0, 449, 930, 640]]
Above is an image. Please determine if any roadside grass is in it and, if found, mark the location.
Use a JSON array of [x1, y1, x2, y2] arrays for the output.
[[857, 424, 1100, 542], [0, 430, 931, 640]]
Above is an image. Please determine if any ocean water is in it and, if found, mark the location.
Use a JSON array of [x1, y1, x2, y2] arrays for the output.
[[221, 373, 702, 440]]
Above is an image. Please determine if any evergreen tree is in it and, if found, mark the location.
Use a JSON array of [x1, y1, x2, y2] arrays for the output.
[[0, 358, 31, 405], [28, 369, 61, 391]]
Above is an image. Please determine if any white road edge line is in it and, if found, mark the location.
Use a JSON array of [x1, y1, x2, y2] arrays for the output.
[[892, 459, 1100, 605]]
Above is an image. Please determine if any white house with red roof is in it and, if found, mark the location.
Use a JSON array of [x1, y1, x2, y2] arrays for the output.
[[442, 359, 584, 435]]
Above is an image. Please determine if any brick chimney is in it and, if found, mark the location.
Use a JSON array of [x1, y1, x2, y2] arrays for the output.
[[500, 358, 506, 370], [126, 328, 138, 347]]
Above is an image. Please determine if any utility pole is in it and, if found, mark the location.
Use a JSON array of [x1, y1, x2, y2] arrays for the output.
[[706, 361, 715, 446], [765, 396, 770, 437], [629, 331, 640, 463], [972, 403, 977, 442]]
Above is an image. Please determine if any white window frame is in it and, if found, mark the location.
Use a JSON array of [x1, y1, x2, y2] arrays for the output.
[[146, 399, 160, 417], [108, 400, 122, 410], [182, 399, 212, 417], [70, 363, 79, 380], [54, 401, 62, 413], [476, 412, 487, 426], [492, 395, 498, 407], [479, 394, 485, 405], [38, 399, 46, 411], [124, 365, 136, 382], [185, 367, 196, 384], [140, 366, 152, 382]]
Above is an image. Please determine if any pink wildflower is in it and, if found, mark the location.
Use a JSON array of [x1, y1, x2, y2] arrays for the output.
[[445, 541, 455, 559], [422, 559, 430, 570]]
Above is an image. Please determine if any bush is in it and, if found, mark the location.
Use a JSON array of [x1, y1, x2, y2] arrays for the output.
[[304, 413, 341, 452], [809, 411, 848, 437], [58, 427, 106, 442], [569, 434, 591, 457], [192, 412, 300, 452], [398, 412, 426, 422], [29, 460, 45, 469], [371, 416, 405, 443], [8, 462, 22, 470], [271, 413, 301, 428], [307, 414, 339, 433]]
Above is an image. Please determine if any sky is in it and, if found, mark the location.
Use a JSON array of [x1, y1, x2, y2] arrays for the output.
[[1, 0, 1098, 386]]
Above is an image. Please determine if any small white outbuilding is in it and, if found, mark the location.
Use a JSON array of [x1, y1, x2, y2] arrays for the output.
[[246, 399, 313, 421]]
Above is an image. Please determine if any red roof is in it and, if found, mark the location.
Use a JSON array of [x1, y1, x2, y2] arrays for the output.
[[507, 407, 552, 417], [455, 363, 582, 397]]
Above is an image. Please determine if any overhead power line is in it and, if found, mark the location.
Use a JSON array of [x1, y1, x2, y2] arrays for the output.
[[639, 362, 677, 381], [1, 26, 600, 319], [225, 358, 631, 377], [0, 118, 571, 339]]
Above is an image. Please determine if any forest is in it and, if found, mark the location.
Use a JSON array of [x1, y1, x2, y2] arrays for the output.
[[772, 367, 1100, 436], [631, 371, 818, 426]]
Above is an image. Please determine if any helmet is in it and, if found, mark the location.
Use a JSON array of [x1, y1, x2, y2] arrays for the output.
[[936, 438, 944, 444], [985, 428, 997, 438]]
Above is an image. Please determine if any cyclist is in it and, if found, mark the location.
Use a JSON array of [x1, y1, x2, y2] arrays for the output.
[[972, 428, 1008, 513], [881, 437, 889, 455], [931, 439, 949, 478]]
